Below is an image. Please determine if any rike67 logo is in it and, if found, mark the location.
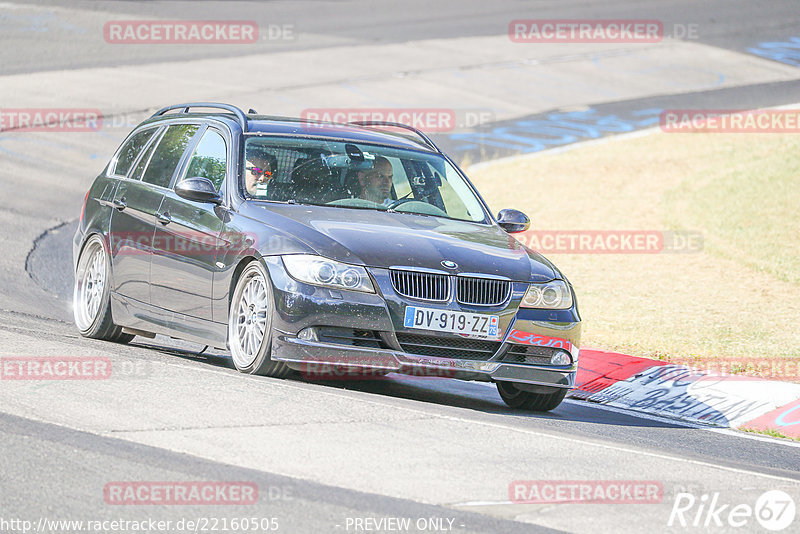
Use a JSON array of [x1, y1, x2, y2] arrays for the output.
[[669, 490, 796, 531]]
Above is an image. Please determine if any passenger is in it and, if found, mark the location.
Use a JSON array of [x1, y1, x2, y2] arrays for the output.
[[355, 156, 394, 204], [244, 150, 277, 197]]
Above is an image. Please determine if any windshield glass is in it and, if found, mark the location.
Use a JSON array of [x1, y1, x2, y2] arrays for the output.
[[242, 136, 488, 223]]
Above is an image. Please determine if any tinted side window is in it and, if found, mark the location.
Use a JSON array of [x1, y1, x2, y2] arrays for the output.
[[183, 129, 227, 192], [129, 137, 158, 181], [141, 124, 199, 188], [113, 128, 155, 177]]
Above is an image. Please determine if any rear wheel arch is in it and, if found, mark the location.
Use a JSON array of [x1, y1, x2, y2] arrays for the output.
[[73, 233, 132, 343], [77, 231, 105, 261], [78, 230, 118, 285]]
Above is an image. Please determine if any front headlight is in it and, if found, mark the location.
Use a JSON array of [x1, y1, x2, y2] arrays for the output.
[[281, 254, 375, 293], [521, 280, 573, 309]]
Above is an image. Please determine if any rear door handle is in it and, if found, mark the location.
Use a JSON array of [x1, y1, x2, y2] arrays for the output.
[[112, 197, 127, 211], [156, 211, 171, 225]]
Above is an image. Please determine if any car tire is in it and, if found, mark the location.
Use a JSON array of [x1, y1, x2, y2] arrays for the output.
[[73, 234, 134, 344], [228, 260, 291, 378], [496, 381, 567, 411]]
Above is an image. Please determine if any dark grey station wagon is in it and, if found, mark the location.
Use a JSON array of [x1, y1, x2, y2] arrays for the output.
[[73, 103, 581, 411]]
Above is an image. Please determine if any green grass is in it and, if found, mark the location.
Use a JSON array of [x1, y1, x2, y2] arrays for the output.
[[740, 427, 800, 442], [468, 131, 800, 367], [663, 135, 800, 285]]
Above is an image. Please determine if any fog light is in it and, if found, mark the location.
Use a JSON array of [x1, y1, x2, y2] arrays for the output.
[[550, 350, 572, 366], [298, 328, 315, 341]]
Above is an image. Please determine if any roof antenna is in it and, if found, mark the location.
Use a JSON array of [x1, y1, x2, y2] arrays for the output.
[[248, 108, 258, 114]]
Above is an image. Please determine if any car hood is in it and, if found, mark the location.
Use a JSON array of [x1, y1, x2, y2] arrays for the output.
[[252, 204, 557, 282]]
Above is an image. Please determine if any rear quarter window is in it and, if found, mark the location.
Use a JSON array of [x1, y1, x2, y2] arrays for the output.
[[129, 138, 158, 181], [111, 128, 156, 177]]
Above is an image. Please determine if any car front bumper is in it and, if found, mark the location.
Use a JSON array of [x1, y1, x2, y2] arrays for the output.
[[263, 256, 581, 389], [272, 333, 576, 388]]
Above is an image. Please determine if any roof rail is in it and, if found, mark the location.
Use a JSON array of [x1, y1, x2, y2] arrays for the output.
[[151, 102, 248, 132], [347, 121, 441, 153]]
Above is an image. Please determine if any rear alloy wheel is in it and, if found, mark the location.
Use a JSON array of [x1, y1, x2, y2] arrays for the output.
[[496, 381, 567, 411], [228, 261, 291, 377], [73, 235, 133, 343]]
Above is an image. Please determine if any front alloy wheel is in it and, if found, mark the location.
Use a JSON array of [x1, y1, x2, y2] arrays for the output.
[[228, 261, 290, 377]]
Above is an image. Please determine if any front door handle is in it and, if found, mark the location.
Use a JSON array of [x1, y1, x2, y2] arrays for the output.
[[112, 197, 127, 211], [156, 211, 171, 225]]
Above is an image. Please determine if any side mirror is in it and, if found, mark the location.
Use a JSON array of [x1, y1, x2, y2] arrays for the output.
[[497, 209, 530, 233], [175, 177, 222, 205]]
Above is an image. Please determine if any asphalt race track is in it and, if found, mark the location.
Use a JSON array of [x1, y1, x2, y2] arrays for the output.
[[2, 1, 800, 533]]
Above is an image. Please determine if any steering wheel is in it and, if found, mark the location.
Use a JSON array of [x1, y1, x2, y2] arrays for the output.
[[386, 196, 416, 210]]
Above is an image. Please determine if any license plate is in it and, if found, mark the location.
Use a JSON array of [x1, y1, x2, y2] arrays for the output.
[[403, 306, 500, 340]]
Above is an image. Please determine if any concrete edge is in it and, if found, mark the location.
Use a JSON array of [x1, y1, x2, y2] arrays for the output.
[[572, 349, 800, 439]]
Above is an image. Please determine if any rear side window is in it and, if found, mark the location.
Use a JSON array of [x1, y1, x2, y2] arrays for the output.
[[183, 129, 227, 192], [112, 128, 155, 177], [141, 124, 199, 188], [129, 137, 158, 181]]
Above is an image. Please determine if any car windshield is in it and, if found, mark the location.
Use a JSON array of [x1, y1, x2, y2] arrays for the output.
[[242, 136, 488, 223]]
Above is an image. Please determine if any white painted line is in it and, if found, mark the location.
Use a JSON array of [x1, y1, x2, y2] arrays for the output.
[[562, 398, 712, 429], [452, 500, 514, 507]]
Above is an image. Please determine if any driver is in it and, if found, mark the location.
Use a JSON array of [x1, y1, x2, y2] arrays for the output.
[[355, 156, 393, 204], [244, 149, 277, 197]]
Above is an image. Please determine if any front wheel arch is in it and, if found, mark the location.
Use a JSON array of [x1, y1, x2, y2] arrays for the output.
[[227, 255, 260, 310]]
